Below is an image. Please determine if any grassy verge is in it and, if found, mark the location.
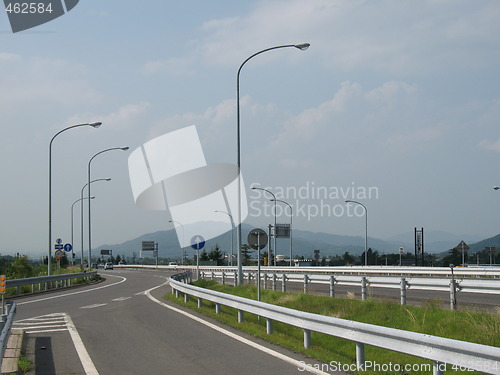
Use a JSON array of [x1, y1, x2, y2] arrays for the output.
[[165, 280, 499, 375]]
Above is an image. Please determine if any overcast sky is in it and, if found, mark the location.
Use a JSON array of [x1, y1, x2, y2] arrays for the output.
[[1, 0, 500, 257]]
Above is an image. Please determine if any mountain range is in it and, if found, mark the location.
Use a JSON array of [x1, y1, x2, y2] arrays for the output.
[[95, 224, 490, 260]]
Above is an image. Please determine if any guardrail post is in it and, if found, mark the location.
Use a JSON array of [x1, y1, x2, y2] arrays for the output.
[[272, 274, 277, 291], [400, 277, 407, 305], [282, 274, 287, 293], [234, 272, 237, 286], [304, 329, 311, 349], [329, 276, 335, 297], [184, 293, 189, 303], [238, 310, 244, 323], [215, 303, 221, 314], [263, 274, 268, 289], [450, 279, 457, 310], [211, 271, 215, 281], [433, 361, 445, 375], [361, 277, 367, 301], [222, 272, 226, 285], [356, 342, 365, 370], [175, 290, 180, 298], [197, 298, 202, 308], [303, 274, 309, 294], [248, 272, 252, 283], [201, 271, 205, 279], [266, 318, 273, 334]]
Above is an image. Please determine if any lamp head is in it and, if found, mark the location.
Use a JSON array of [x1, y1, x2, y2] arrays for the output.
[[494, 186, 500, 190], [89, 122, 102, 128], [121, 146, 130, 151], [294, 43, 310, 51], [105, 178, 111, 181]]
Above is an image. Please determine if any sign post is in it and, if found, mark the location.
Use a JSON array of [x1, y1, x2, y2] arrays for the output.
[[191, 235, 205, 280], [248, 228, 268, 303]]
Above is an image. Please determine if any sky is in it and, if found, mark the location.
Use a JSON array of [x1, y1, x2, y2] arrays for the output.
[[1, 0, 500, 257]]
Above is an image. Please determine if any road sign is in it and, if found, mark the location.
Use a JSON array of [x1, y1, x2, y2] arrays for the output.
[[54, 249, 64, 260], [275, 224, 291, 238], [64, 243, 72, 252], [247, 228, 268, 250], [0, 275, 5, 294], [55, 244, 63, 250], [142, 241, 155, 251], [56, 238, 62, 245], [101, 249, 111, 255], [191, 235, 205, 250]]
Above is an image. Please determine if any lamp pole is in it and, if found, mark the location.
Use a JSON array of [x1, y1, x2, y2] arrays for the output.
[[169, 220, 185, 264], [80, 178, 111, 266], [71, 196, 94, 265], [272, 199, 293, 266], [48, 121, 101, 275], [251, 187, 277, 266], [236, 43, 310, 284], [215, 210, 235, 266], [345, 200, 368, 266], [88, 147, 128, 264]]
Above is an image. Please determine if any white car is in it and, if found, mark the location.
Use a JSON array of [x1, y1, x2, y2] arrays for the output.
[[104, 262, 114, 270]]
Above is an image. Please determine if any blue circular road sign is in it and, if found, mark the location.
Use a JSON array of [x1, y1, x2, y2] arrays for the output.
[[191, 235, 205, 250], [64, 243, 73, 252]]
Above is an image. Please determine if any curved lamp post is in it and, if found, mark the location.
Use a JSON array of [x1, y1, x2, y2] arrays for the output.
[[71, 196, 94, 265], [345, 200, 368, 266], [236, 43, 310, 283], [80, 178, 111, 265], [215, 210, 235, 266], [48, 121, 101, 275], [251, 187, 277, 266], [271, 199, 293, 266], [88, 147, 129, 264], [169, 220, 185, 264]]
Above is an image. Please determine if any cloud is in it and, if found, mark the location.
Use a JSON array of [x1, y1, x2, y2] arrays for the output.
[[478, 139, 500, 153]]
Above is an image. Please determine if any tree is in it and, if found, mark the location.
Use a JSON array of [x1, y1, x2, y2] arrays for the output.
[[241, 244, 253, 266], [200, 249, 209, 262], [7, 255, 34, 279], [208, 244, 224, 266]]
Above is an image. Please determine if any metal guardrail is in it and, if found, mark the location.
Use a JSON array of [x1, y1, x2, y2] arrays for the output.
[[5, 271, 98, 296], [0, 302, 17, 367], [170, 277, 500, 375], [198, 269, 500, 310]]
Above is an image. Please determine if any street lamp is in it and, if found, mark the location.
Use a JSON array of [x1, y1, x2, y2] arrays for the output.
[[215, 210, 235, 266], [251, 187, 277, 266], [271, 199, 293, 266], [71, 196, 94, 265], [88, 147, 129, 264], [80, 178, 111, 266], [48, 121, 101, 275], [169, 220, 185, 265], [236, 43, 310, 285], [345, 200, 368, 266]]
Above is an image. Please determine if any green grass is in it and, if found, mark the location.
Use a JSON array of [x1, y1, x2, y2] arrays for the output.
[[165, 280, 500, 375], [18, 355, 32, 374]]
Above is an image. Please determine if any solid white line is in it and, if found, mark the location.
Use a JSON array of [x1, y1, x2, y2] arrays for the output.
[[16, 324, 67, 330], [17, 274, 127, 306], [144, 282, 330, 375], [15, 320, 65, 326], [65, 313, 99, 375], [26, 328, 69, 334]]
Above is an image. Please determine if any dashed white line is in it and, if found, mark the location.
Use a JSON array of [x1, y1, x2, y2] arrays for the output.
[[112, 297, 131, 302], [80, 303, 107, 309]]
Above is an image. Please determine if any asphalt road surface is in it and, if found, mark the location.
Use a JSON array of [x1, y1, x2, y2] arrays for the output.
[[11, 269, 350, 375]]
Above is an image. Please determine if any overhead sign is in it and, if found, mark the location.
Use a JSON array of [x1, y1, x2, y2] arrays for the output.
[[247, 228, 268, 250], [101, 249, 111, 255], [191, 235, 205, 250], [142, 241, 156, 251]]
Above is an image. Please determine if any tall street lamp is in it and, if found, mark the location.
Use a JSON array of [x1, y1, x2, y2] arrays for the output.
[[215, 210, 235, 266], [345, 200, 368, 266], [236, 43, 310, 284], [48, 121, 101, 275], [88, 147, 129, 264], [81, 178, 111, 265], [251, 187, 277, 266], [71, 196, 94, 265], [271, 199, 293, 266], [169, 220, 185, 264]]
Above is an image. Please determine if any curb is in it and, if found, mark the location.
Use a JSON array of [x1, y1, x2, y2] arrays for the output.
[[1, 328, 24, 375]]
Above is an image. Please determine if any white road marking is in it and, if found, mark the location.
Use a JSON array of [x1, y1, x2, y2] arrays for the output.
[[65, 313, 100, 375], [14, 313, 68, 333], [17, 274, 127, 306], [144, 281, 330, 375], [111, 297, 131, 302], [80, 303, 107, 309]]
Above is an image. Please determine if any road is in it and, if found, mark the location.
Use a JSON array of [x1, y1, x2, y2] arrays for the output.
[[11, 268, 347, 375]]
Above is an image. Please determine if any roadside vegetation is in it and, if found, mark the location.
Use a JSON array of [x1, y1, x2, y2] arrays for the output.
[[166, 280, 499, 375]]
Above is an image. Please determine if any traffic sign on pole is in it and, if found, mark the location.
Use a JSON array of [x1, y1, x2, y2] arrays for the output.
[[191, 235, 205, 250]]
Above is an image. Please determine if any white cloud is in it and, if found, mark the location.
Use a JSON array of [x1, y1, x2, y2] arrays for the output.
[[478, 139, 500, 153]]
